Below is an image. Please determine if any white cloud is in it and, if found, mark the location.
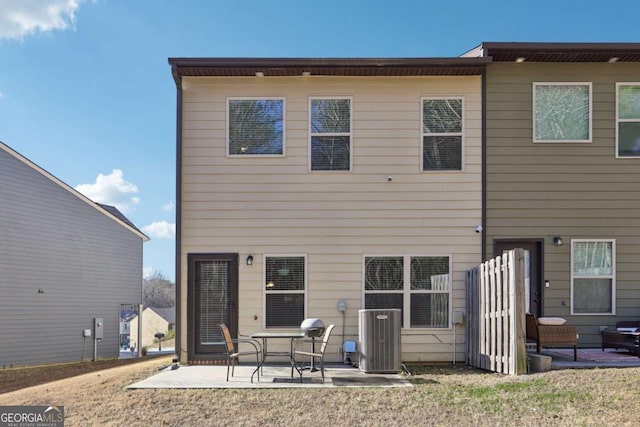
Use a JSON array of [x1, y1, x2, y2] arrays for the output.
[[162, 201, 174, 212], [143, 267, 156, 279], [0, 0, 83, 40], [142, 221, 176, 239], [75, 169, 140, 213]]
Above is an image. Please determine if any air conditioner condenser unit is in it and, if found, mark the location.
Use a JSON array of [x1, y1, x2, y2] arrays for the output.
[[358, 309, 401, 373]]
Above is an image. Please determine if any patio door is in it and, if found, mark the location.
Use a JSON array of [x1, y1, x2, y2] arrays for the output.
[[493, 239, 543, 318], [188, 253, 238, 357]]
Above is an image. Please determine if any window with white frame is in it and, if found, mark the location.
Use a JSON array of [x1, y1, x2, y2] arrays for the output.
[[264, 255, 305, 327], [310, 97, 352, 171], [227, 98, 285, 156], [616, 83, 640, 157], [364, 255, 451, 328], [533, 83, 592, 143], [422, 98, 463, 171], [571, 240, 615, 315]]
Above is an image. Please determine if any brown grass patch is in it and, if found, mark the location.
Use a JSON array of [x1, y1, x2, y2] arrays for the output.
[[2, 360, 640, 426]]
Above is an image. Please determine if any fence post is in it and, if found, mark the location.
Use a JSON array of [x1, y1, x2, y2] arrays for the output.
[[512, 248, 528, 374]]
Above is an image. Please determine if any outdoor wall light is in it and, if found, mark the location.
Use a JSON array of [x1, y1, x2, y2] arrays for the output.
[[553, 236, 564, 246], [246, 255, 254, 266]]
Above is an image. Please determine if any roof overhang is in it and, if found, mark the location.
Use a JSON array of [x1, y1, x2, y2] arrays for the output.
[[168, 57, 490, 85], [465, 42, 640, 62]]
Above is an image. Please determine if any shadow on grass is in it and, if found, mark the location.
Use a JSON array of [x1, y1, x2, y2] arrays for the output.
[[407, 377, 440, 385], [404, 364, 489, 377]]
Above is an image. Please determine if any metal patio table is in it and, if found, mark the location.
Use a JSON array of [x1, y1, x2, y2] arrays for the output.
[[249, 331, 306, 379]]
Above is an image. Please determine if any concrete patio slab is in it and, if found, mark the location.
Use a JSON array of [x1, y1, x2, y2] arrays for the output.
[[127, 364, 411, 389], [541, 348, 640, 369]]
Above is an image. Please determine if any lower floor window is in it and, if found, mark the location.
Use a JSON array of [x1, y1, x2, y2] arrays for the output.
[[364, 255, 451, 328], [265, 255, 306, 327], [571, 240, 615, 315]]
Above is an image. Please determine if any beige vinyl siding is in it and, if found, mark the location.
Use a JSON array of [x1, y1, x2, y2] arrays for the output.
[[180, 76, 482, 363], [485, 63, 640, 345]]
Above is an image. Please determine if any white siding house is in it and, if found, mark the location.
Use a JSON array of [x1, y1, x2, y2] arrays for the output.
[[0, 142, 148, 367], [169, 58, 488, 364]]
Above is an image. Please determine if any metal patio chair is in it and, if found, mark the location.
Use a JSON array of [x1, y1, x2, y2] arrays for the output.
[[291, 324, 336, 383], [219, 323, 263, 382]]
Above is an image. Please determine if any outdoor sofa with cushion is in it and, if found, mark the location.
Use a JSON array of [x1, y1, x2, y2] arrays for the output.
[[526, 313, 579, 361]]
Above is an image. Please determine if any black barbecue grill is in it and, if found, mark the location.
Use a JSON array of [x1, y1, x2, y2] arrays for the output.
[[300, 318, 325, 371]]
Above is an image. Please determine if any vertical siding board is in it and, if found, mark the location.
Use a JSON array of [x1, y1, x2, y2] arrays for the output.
[[501, 253, 511, 373], [495, 256, 503, 373], [480, 261, 489, 370], [489, 259, 497, 371]]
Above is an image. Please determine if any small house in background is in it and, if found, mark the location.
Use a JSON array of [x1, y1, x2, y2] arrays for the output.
[[0, 142, 148, 367], [129, 306, 175, 349]]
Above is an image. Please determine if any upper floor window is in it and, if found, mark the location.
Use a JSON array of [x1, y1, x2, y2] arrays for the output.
[[264, 255, 305, 327], [227, 98, 285, 156], [533, 83, 592, 143], [571, 240, 615, 315], [310, 97, 352, 171], [363, 255, 451, 328], [616, 83, 640, 157], [422, 98, 463, 171]]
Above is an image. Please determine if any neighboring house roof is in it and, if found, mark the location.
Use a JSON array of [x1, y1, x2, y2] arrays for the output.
[[462, 42, 640, 62], [149, 307, 176, 324], [168, 57, 491, 82], [0, 141, 149, 242], [97, 203, 146, 237]]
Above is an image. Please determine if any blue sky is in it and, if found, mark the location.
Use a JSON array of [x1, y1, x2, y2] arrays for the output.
[[1, 0, 638, 282]]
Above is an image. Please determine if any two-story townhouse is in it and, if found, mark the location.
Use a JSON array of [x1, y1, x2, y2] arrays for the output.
[[169, 57, 488, 364], [466, 42, 640, 346], [0, 142, 149, 367]]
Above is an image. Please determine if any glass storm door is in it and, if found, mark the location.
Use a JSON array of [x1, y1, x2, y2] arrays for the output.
[[189, 253, 238, 355]]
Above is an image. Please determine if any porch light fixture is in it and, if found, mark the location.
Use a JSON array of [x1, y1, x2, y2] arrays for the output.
[[552, 236, 564, 246], [246, 255, 254, 265]]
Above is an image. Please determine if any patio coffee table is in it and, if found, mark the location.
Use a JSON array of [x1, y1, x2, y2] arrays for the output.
[[602, 330, 640, 356]]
